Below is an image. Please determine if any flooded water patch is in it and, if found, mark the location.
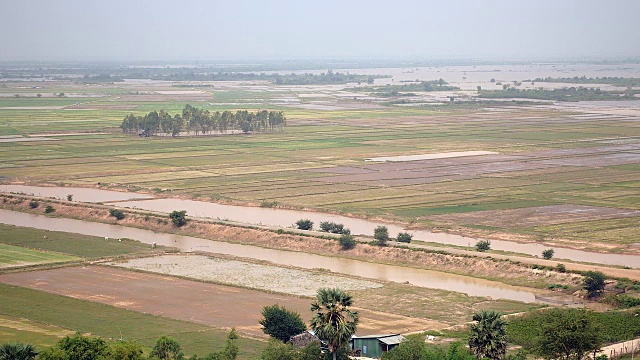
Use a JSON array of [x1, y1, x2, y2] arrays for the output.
[[0, 185, 153, 203], [0, 209, 541, 302], [367, 151, 498, 162]]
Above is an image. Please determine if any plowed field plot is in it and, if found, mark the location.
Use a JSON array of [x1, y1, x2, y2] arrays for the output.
[[109, 254, 382, 296], [0, 266, 441, 337], [429, 204, 640, 228]]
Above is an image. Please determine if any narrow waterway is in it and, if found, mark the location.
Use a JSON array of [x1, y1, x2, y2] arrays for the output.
[[0, 209, 541, 303], [116, 198, 640, 268], [0, 185, 152, 203]]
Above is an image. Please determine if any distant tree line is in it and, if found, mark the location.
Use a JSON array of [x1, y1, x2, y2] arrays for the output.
[[356, 79, 460, 97], [52, 70, 388, 85], [526, 76, 640, 87], [120, 105, 285, 136], [478, 86, 637, 102]]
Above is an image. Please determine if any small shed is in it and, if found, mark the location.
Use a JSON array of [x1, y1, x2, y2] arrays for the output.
[[351, 334, 405, 358]]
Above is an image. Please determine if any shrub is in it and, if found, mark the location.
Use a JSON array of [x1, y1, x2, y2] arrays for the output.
[[617, 294, 640, 309], [542, 249, 555, 260], [556, 263, 567, 273], [475, 240, 491, 252], [396, 232, 413, 243], [45, 205, 55, 213], [259, 305, 306, 342], [66, 194, 73, 201], [295, 219, 313, 231], [109, 209, 125, 220], [583, 271, 606, 298], [339, 234, 356, 250], [28, 201, 39, 209], [319, 221, 349, 234], [169, 210, 187, 227], [373, 226, 389, 246]]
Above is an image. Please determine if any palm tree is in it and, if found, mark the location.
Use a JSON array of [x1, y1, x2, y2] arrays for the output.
[[0, 342, 38, 360], [310, 288, 359, 360], [468, 310, 508, 360]]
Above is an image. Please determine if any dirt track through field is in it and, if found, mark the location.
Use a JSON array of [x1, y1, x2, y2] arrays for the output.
[[0, 266, 444, 337]]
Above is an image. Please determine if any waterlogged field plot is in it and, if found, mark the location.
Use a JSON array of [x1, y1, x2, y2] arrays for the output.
[[0, 243, 79, 268], [110, 254, 383, 296]]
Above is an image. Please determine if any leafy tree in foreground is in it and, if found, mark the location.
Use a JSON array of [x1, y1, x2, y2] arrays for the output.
[[468, 310, 508, 360], [310, 288, 359, 360], [107, 340, 144, 360], [260, 304, 307, 342], [56, 333, 108, 360], [0, 342, 38, 360], [537, 309, 602, 360], [583, 271, 606, 298], [150, 336, 183, 360], [295, 219, 314, 231], [169, 210, 188, 227]]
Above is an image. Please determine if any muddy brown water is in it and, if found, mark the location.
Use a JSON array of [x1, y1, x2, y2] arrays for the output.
[[2, 185, 638, 268], [115, 198, 640, 268], [0, 185, 153, 203], [0, 209, 541, 303]]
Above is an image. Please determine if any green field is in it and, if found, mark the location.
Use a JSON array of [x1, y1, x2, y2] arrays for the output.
[[0, 224, 170, 259], [0, 243, 79, 267], [0, 284, 265, 358], [1, 79, 639, 252]]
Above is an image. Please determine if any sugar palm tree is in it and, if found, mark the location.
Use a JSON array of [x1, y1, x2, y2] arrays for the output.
[[310, 288, 359, 360], [0, 342, 38, 360], [468, 310, 508, 360]]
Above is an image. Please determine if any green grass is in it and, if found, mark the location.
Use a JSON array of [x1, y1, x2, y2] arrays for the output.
[[0, 224, 169, 258], [0, 284, 265, 358], [0, 243, 79, 267]]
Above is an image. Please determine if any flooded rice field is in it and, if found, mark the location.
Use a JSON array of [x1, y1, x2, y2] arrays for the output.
[[0, 209, 542, 302], [110, 254, 383, 296]]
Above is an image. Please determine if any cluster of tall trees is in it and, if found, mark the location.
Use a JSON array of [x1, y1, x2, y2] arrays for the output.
[[120, 105, 286, 137]]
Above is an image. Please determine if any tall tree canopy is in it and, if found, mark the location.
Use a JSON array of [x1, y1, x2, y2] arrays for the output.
[[468, 310, 508, 360], [309, 288, 359, 360]]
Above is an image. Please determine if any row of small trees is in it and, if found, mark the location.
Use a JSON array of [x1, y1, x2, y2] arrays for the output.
[[120, 105, 286, 137], [295, 220, 413, 249]]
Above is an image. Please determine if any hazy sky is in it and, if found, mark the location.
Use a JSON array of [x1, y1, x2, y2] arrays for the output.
[[2, 0, 640, 61]]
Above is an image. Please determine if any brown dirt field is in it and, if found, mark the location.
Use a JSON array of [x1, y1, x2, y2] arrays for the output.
[[430, 204, 640, 228], [0, 266, 444, 337]]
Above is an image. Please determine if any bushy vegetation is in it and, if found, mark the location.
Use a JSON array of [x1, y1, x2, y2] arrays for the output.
[[295, 219, 314, 231], [382, 336, 475, 360], [475, 240, 491, 252], [583, 271, 606, 298], [28, 200, 38, 209], [318, 222, 350, 235], [169, 210, 188, 227], [541, 248, 554, 260], [120, 105, 285, 136], [373, 226, 389, 246], [396, 232, 413, 243], [508, 308, 640, 349], [338, 234, 356, 250], [358, 79, 459, 97], [44, 205, 55, 213], [259, 305, 307, 343], [109, 209, 126, 220]]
